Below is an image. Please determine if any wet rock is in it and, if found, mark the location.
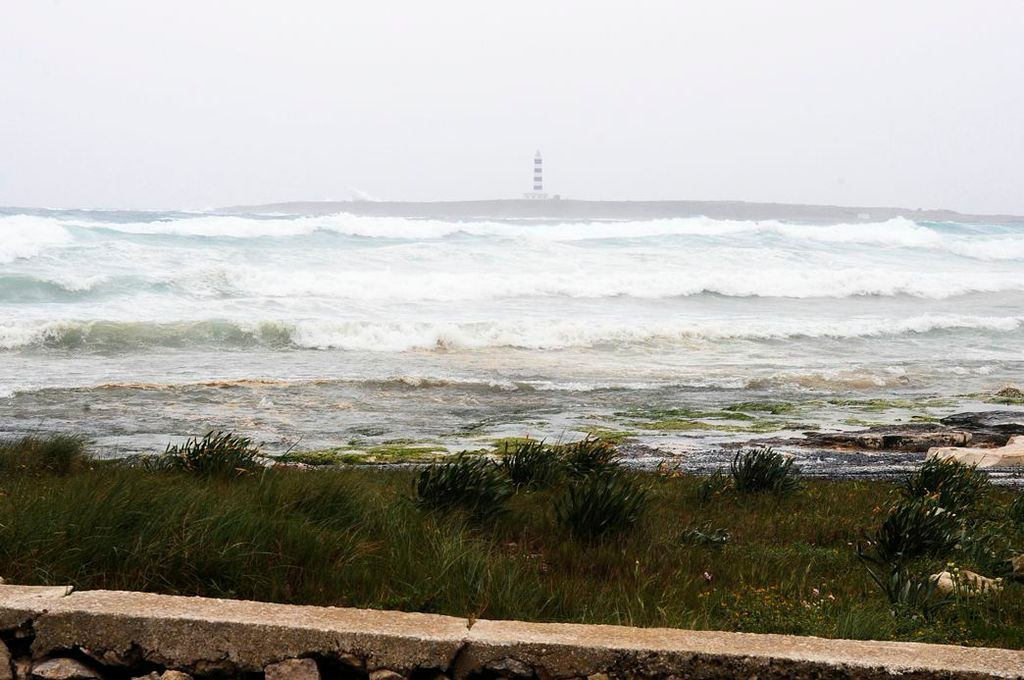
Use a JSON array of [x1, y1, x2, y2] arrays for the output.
[[368, 671, 404, 680], [265, 659, 320, 680], [1, 641, 12, 680], [931, 569, 1003, 596], [336, 654, 363, 670], [484, 658, 534, 678], [14, 660, 32, 680], [802, 424, 971, 452], [30, 659, 103, 680], [995, 386, 1024, 400], [132, 672, 192, 680], [929, 435, 1024, 468], [1011, 554, 1024, 582], [939, 411, 1024, 445], [159, 672, 191, 680]]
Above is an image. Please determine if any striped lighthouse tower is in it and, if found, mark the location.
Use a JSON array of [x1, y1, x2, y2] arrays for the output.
[[525, 150, 549, 199]]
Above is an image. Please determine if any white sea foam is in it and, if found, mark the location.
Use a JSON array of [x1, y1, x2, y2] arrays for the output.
[[5, 211, 1015, 257], [159, 261, 1023, 301], [0, 215, 74, 263], [1, 314, 1020, 352]]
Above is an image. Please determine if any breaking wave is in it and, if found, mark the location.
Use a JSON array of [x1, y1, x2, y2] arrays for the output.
[[4, 211, 1024, 259], [2, 315, 1021, 352]]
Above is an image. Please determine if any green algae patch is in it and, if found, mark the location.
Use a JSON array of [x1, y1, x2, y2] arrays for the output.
[[490, 436, 542, 450], [826, 397, 954, 411], [278, 441, 449, 466], [582, 428, 637, 444], [842, 418, 888, 428], [617, 407, 756, 422], [725, 401, 798, 415], [356, 443, 448, 463], [966, 386, 1024, 405], [276, 450, 349, 466], [635, 418, 802, 434]]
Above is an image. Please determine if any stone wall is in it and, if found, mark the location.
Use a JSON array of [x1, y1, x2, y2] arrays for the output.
[[1, 584, 1022, 680]]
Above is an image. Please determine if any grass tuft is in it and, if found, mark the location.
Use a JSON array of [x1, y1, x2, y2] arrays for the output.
[[555, 469, 650, 540], [498, 439, 562, 490], [413, 454, 512, 520], [161, 431, 264, 478], [559, 436, 619, 477], [729, 447, 801, 495], [901, 458, 989, 513], [0, 435, 87, 475]]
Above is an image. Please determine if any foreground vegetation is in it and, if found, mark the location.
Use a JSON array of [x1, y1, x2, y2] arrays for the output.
[[1, 434, 1023, 648]]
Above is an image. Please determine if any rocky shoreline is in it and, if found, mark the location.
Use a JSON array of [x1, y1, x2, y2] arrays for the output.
[[616, 409, 1024, 483]]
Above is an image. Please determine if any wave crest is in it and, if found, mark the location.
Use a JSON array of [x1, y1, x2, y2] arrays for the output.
[[2, 315, 1020, 353]]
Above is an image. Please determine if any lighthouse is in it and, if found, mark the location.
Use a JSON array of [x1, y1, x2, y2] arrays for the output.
[[524, 150, 549, 199]]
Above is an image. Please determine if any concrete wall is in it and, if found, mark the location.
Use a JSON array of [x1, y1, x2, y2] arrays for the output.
[[2, 584, 1023, 680]]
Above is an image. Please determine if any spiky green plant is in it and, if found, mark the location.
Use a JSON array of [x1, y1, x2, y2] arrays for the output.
[[413, 454, 512, 520], [860, 498, 960, 568], [498, 439, 562, 490], [1010, 491, 1024, 525], [696, 469, 731, 503], [863, 566, 950, 620], [559, 436, 619, 477], [555, 469, 650, 540], [679, 521, 730, 549], [901, 457, 989, 513], [162, 431, 264, 478], [729, 447, 801, 495]]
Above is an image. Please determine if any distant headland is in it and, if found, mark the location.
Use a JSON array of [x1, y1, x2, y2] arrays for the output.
[[212, 198, 1024, 225]]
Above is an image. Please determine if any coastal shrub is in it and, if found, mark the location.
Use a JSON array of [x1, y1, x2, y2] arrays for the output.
[[729, 447, 801, 495], [679, 521, 730, 549], [696, 469, 731, 503], [555, 469, 650, 540], [559, 436, 619, 477], [901, 458, 989, 513], [413, 454, 512, 520], [0, 435, 86, 475], [498, 439, 562, 490], [161, 431, 264, 478], [958, 518, 1015, 575], [860, 498, 960, 568], [1007, 491, 1024, 525], [867, 567, 950, 619]]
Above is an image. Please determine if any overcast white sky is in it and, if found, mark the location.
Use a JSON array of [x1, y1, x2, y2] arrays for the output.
[[1, 1, 1022, 213]]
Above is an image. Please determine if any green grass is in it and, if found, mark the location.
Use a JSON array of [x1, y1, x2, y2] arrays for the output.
[[0, 435, 87, 475], [1, 436, 1023, 649]]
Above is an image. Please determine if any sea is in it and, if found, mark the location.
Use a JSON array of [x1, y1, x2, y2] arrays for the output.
[[2, 207, 1023, 474]]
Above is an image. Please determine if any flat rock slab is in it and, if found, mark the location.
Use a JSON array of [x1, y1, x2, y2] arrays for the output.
[[940, 411, 1024, 444], [463, 619, 1024, 679], [0, 585, 73, 632], [32, 590, 468, 675], [1, 586, 1022, 678], [803, 426, 972, 452], [929, 435, 1024, 468]]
